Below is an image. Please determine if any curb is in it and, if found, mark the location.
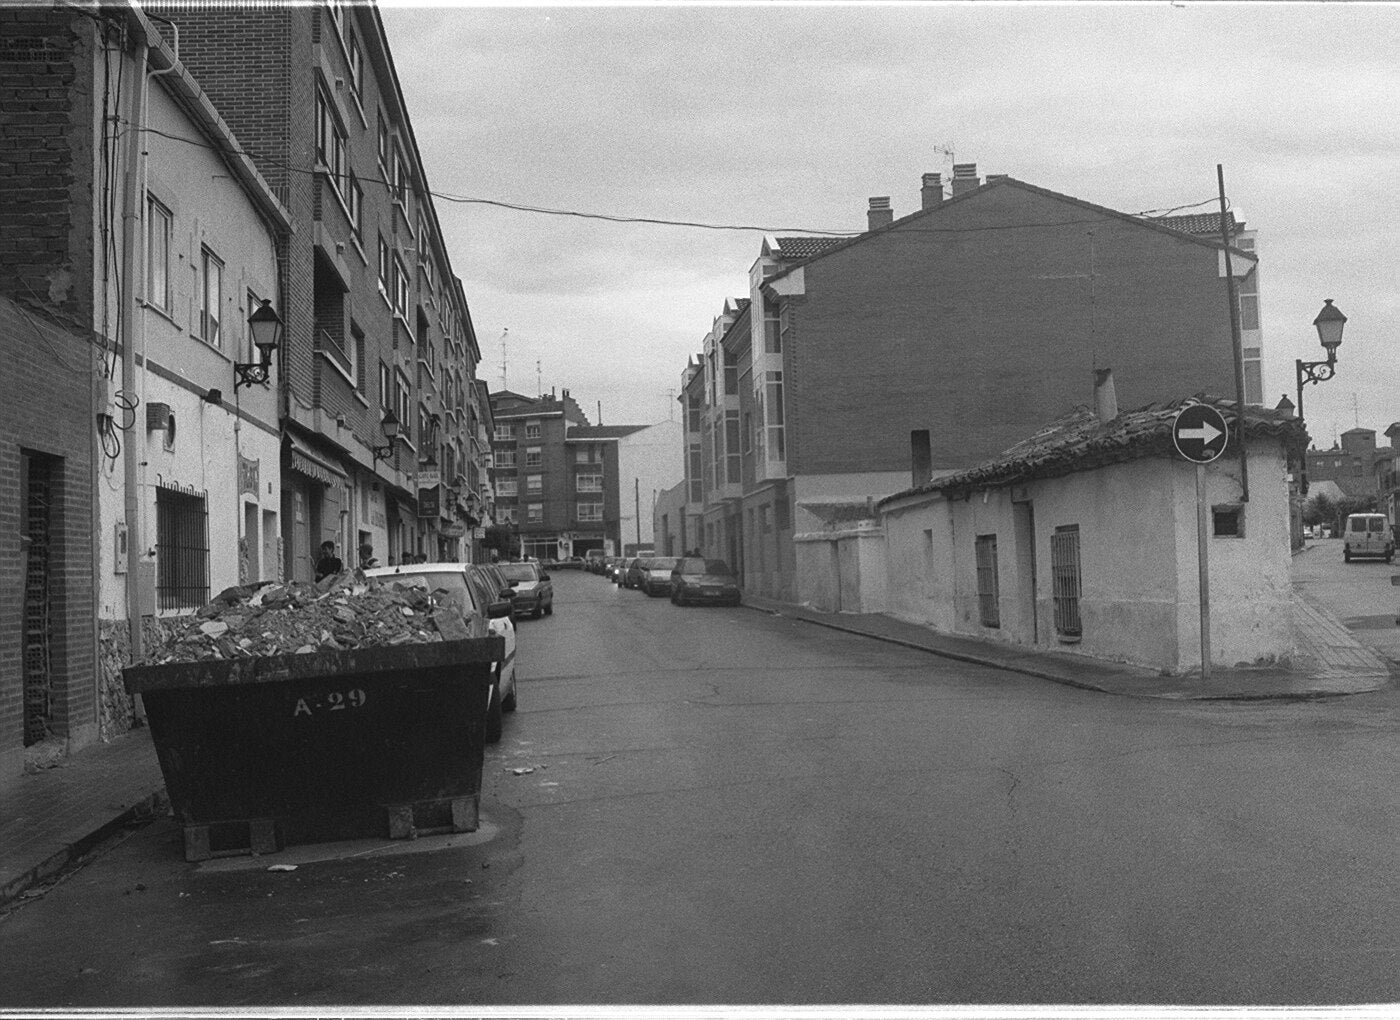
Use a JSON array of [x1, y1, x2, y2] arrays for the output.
[[1, 787, 168, 909]]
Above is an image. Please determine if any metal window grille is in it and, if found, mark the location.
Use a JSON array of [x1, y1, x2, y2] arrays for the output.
[[975, 534, 1000, 628], [156, 488, 210, 611], [1050, 525, 1082, 639], [23, 456, 53, 746]]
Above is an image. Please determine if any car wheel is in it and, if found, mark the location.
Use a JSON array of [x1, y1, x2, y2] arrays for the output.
[[502, 677, 517, 713], [485, 685, 503, 744], [544, 599, 553, 615], [1344, 549, 1352, 562], [533, 601, 544, 618]]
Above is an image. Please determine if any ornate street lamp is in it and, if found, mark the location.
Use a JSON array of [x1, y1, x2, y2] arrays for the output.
[[371, 410, 400, 465], [1296, 299, 1348, 494], [234, 299, 283, 389]]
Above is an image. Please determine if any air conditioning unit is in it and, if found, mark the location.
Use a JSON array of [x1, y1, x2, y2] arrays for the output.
[[146, 402, 172, 432]]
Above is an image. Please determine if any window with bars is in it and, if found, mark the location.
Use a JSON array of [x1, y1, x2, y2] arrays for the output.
[[974, 534, 1000, 628], [1050, 525, 1082, 640], [156, 487, 209, 611]]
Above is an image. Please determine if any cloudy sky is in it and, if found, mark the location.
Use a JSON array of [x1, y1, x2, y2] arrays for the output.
[[379, 2, 1399, 448]]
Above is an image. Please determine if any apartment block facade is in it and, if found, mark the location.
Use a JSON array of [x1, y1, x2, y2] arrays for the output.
[[153, 1, 486, 575]]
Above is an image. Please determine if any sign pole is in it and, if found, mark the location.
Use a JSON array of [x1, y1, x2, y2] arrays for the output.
[[1196, 463, 1211, 680]]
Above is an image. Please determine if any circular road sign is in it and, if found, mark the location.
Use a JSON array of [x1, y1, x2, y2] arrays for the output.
[[1172, 403, 1230, 464]]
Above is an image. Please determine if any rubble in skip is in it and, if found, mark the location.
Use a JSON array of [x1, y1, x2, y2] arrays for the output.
[[140, 570, 472, 665]]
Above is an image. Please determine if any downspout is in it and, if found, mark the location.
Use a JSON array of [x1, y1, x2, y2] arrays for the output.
[[119, 27, 149, 663]]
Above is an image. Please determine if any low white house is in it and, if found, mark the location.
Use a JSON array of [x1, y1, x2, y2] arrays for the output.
[[878, 395, 1305, 674]]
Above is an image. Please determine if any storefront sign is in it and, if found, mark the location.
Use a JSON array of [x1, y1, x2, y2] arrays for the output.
[[417, 468, 441, 489], [418, 484, 441, 519], [238, 455, 259, 496]]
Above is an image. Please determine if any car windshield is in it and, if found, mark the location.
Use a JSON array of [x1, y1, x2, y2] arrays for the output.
[[649, 557, 679, 570], [498, 563, 540, 582], [679, 558, 732, 575], [374, 571, 477, 612]]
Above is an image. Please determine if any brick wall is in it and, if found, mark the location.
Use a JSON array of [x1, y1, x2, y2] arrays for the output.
[[0, 7, 94, 329], [0, 297, 97, 777], [785, 185, 1245, 476]]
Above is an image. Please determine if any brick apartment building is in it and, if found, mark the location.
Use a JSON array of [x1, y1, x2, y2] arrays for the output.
[[489, 390, 680, 559], [1309, 427, 1396, 498], [673, 165, 1264, 602], [152, 1, 487, 575]]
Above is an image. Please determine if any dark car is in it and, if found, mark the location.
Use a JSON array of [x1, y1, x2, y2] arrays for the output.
[[471, 562, 518, 620], [613, 557, 636, 587], [670, 557, 742, 607], [498, 560, 554, 618], [624, 557, 651, 589], [639, 556, 680, 596]]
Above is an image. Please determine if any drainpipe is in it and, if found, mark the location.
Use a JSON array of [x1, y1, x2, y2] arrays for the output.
[[119, 27, 150, 663]]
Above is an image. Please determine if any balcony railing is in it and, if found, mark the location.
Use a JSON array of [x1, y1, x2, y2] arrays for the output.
[[316, 328, 353, 379]]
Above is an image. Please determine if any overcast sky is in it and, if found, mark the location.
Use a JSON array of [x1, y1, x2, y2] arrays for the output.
[[379, 2, 1399, 449]]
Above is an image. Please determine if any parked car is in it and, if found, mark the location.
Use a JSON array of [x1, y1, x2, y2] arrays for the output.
[[640, 556, 680, 596], [585, 551, 607, 573], [669, 557, 742, 607], [613, 557, 636, 587], [471, 562, 518, 619], [465, 564, 518, 738], [364, 562, 515, 742], [624, 557, 651, 589], [498, 560, 554, 617], [1343, 513, 1394, 563]]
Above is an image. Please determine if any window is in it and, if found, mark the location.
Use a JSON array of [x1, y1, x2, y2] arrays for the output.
[[577, 502, 603, 522], [494, 424, 515, 441], [497, 506, 516, 524], [146, 196, 171, 311], [326, 0, 344, 35], [742, 411, 753, 455], [392, 254, 409, 318], [200, 247, 223, 347], [687, 396, 701, 434], [764, 300, 781, 353], [526, 503, 543, 523], [765, 371, 785, 461], [760, 506, 771, 533], [724, 353, 738, 396], [352, 324, 365, 391], [495, 449, 516, 468], [496, 478, 517, 497], [577, 472, 602, 493], [524, 447, 542, 468], [725, 411, 741, 484], [525, 421, 542, 439], [393, 148, 408, 205], [378, 361, 391, 410], [347, 28, 363, 96], [975, 534, 1000, 628], [525, 474, 542, 493], [1050, 525, 1082, 640], [395, 370, 411, 430], [688, 443, 702, 502], [377, 114, 391, 172], [315, 87, 347, 200], [1212, 504, 1244, 538], [774, 494, 790, 531], [347, 172, 363, 240], [378, 235, 391, 295], [156, 486, 209, 611]]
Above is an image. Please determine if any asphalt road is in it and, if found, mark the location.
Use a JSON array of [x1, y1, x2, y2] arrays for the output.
[[1293, 537, 1400, 661], [5, 570, 1400, 1007]]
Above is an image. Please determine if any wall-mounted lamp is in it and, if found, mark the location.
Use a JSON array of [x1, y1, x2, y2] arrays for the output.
[[234, 299, 283, 390], [371, 410, 400, 465]]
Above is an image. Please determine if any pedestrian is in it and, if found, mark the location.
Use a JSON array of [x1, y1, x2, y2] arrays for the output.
[[314, 540, 343, 581], [358, 542, 378, 569]]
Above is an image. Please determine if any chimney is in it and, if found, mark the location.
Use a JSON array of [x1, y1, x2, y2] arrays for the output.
[[867, 196, 893, 231], [985, 173, 1008, 183], [950, 163, 980, 196], [1093, 368, 1118, 423], [920, 173, 944, 210]]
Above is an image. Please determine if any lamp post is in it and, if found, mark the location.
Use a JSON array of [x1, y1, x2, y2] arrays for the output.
[[234, 299, 283, 389], [1296, 298, 1348, 495], [371, 410, 400, 466]]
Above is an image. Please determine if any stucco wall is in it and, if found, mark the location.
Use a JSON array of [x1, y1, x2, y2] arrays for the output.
[[881, 439, 1294, 673]]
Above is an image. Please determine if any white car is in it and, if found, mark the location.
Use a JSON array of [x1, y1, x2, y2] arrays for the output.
[[364, 562, 517, 743]]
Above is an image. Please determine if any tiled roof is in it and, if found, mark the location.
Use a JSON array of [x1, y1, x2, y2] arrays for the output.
[[567, 425, 647, 440], [880, 396, 1305, 506], [1151, 211, 1238, 236], [773, 236, 845, 261]]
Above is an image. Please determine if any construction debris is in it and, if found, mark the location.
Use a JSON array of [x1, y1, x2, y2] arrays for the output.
[[139, 570, 470, 666]]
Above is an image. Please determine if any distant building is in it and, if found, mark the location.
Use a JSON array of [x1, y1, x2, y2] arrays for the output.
[[1307, 428, 1393, 498]]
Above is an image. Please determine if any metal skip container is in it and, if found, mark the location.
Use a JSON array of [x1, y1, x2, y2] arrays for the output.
[[123, 637, 503, 862]]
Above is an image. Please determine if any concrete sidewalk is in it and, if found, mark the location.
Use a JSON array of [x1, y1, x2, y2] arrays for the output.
[[2, 585, 1391, 909], [1, 725, 166, 908], [741, 588, 1393, 702]]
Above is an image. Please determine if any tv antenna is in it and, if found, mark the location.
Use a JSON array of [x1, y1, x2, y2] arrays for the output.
[[499, 328, 508, 390]]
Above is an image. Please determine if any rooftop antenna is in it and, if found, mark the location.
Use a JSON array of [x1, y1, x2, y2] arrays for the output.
[[500, 328, 508, 390], [536, 360, 542, 397], [666, 389, 675, 420], [1353, 392, 1360, 428], [933, 141, 955, 167], [597, 400, 602, 425]]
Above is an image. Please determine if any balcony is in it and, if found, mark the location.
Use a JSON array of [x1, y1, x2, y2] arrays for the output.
[[316, 327, 353, 382]]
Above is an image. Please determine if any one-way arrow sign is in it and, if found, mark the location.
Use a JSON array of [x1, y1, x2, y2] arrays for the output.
[[1172, 403, 1230, 464]]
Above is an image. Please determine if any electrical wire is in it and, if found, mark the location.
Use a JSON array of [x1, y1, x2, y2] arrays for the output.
[[127, 120, 1227, 239], [114, 390, 140, 431]]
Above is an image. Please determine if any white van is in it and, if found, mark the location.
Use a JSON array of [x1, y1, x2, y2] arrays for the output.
[[1343, 513, 1394, 563]]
